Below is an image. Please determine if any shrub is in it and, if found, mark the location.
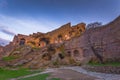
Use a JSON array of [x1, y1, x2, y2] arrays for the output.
[[2, 56, 18, 61]]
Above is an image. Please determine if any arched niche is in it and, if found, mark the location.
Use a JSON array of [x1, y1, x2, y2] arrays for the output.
[[19, 38, 25, 45]]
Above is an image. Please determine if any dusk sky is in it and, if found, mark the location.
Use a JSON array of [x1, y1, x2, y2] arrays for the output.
[[0, 0, 120, 42]]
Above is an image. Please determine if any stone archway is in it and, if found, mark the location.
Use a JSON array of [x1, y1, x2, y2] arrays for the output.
[[42, 53, 51, 60], [67, 51, 71, 57], [19, 38, 25, 45], [58, 53, 64, 59]]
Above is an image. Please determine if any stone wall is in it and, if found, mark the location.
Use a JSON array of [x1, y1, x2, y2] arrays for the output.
[[83, 66, 120, 74], [12, 22, 86, 48], [64, 16, 120, 63], [0, 46, 3, 58]]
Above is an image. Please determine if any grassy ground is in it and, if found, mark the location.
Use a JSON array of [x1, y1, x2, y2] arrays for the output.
[[88, 62, 120, 66], [19, 74, 49, 80], [0, 68, 41, 80], [0, 67, 60, 80], [2, 56, 18, 61], [19, 74, 60, 80]]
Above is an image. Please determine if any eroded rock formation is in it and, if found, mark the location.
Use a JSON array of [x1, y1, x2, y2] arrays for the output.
[[0, 16, 120, 69], [12, 23, 85, 48]]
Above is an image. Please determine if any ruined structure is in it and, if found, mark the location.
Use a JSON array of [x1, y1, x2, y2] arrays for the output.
[[12, 23, 85, 48], [64, 16, 120, 63], [0, 16, 120, 69]]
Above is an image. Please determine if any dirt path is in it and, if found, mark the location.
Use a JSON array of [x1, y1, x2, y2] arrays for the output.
[[10, 69, 54, 80], [59, 66, 120, 80], [10, 66, 120, 80], [47, 69, 98, 80]]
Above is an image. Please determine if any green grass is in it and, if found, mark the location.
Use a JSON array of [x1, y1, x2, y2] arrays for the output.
[[19, 74, 61, 80], [19, 74, 49, 80], [0, 67, 60, 80], [0, 68, 35, 80], [88, 62, 120, 66], [2, 56, 17, 61], [32, 47, 41, 50]]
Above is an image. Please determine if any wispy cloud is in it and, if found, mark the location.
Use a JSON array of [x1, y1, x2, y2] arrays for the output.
[[0, 25, 16, 36], [0, 37, 10, 46], [0, 14, 60, 41], [0, 28, 16, 36], [0, 0, 8, 8]]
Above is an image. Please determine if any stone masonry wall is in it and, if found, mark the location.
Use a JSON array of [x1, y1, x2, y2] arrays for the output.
[[64, 16, 120, 63]]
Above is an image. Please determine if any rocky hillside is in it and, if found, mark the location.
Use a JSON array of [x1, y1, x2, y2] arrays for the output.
[[0, 16, 120, 69], [65, 16, 120, 63]]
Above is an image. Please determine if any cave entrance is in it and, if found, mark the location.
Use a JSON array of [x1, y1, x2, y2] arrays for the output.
[[42, 53, 51, 60], [19, 38, 25, 45], [67, 51, 71, 57], [58, 53, 64, 59]]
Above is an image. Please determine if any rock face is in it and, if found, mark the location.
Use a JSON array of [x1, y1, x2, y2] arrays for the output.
[[12, 23, 85, 48], [83, 66, 120, 74], [0, 46, 3, 58], [64, 16, 120, 63], [0, 16, 120, 68]]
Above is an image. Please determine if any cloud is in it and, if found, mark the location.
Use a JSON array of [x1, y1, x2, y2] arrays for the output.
[[0, 37, 10, 46], [0, 0, 8, 8], [1, 28, 16, 36], [0, 25, 16, 36], [0, 14, 61, 41]]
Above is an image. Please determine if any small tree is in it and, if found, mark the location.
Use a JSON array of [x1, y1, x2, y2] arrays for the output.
[[87, 22, 102, 29]]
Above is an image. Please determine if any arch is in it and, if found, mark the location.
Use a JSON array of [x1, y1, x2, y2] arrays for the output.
[[40, 38, 50, 45], [58, 53, 64, 59], [42, 53, 51, 60], [67, 51, 71, 57], [58, 34, 62, 39], [19, 38, 25, 45], [79, 29, 82, 33], [73, 50, 80, 57], [58, 34, 63, 43]]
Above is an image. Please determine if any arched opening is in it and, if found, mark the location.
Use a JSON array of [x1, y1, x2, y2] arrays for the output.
[[73, 50, 80, 57], [58, 34, 62, 39], [58, 34, 63, 42], [58, 53, 64, 59], [19, 38, 25, 45], [47, 45, 56, 54], [77, 27, 80, 29], [40, 38, 50, 45], [42, 53, 51, 60], [79, 29, 82, 33], [67, 51, 71, 57], [38, 43, 41, 46]]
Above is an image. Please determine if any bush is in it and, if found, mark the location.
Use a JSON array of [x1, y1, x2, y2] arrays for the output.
[[88, 58, 99, 64], [2, 56, 18, 61], [69, 58, 76, 64]]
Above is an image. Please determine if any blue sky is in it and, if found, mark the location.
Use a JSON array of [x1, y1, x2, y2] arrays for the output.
[[0, 0, 120, 42]]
